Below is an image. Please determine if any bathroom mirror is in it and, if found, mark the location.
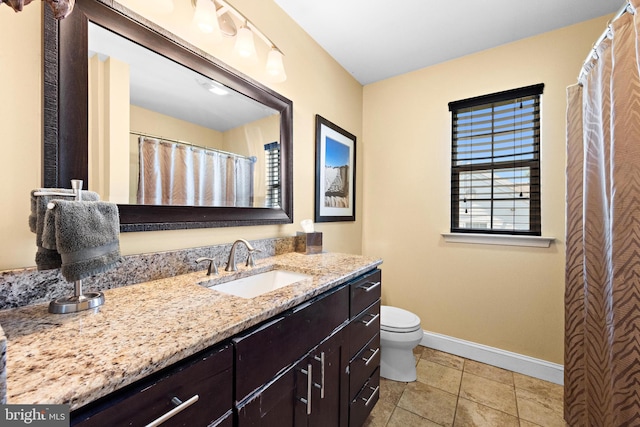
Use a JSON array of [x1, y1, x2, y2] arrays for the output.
[[43, 0, 293, 231]]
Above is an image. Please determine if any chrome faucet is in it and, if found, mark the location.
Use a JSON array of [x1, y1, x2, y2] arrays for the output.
[[196, 257, 218, 275], [225, 239, 259, 272]]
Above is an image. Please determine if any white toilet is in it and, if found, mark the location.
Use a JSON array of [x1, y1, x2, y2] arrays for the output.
[[379, 305, 423, 382]]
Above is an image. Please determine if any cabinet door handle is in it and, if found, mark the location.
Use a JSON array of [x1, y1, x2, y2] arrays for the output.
[[145, 394, 199, 427], [361, 312, 380, 327], [299, 364, 313, 415], [361, 385, 379, 407], [357, 281, 381, 292], [313, 352, 325, 398], [362, 347, 380, 366]]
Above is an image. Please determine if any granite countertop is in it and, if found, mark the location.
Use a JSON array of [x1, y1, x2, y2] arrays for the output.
[[0, 252, 381, 411]]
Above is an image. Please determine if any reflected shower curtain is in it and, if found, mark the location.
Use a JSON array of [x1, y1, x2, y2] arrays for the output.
[[137, 137, 254, 206], [565, 3, 640, 425]]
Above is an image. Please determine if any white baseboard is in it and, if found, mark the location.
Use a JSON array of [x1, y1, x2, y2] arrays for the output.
[[420, 330, 564, 385]]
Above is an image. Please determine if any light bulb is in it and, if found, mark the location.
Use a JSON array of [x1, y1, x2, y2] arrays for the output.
[[193, 0, 222, 43], [234, 25, 257, 60], [265, 48, 286, 83]]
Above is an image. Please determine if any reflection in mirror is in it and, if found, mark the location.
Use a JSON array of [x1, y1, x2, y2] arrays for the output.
[[88, 22, 281, 208], [44, 0, 293, 231]]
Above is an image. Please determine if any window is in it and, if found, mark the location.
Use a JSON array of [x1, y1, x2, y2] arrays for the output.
[[449, 84, 543, 236], [264, 142, 281, 208]]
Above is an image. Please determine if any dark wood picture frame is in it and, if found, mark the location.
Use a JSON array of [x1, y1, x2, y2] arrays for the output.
[[314, 115, 356, 222]]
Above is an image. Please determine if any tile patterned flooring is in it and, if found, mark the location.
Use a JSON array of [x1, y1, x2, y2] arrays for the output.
[[364, 346, 566, 427]]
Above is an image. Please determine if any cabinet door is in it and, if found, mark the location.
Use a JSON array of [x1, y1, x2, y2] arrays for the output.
[[237, 331, 348, 427], [307, 331, 348, 427], [236, 358, 306, 427]]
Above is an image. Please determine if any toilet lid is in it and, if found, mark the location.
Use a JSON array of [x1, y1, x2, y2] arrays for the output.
[[380, 305, 421, 333]]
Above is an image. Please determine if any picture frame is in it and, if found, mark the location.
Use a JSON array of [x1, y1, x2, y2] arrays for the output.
[[315, 115, 356, 222]]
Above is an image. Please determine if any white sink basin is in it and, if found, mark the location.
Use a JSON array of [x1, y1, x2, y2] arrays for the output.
[[205, 270, 313, 298]]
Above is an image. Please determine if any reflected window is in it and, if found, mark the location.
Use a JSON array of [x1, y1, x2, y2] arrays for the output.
[[265, 142, 281, 208]]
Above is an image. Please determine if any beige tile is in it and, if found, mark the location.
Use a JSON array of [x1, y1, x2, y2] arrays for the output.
[[516, 388, 566, 427], [420, 347, 465, 370], [459, 372, 517, 416], [513, 373, 564, 402], [363, 397, 396, 427], [453, 397, 519, 427], [519, 421, 544, 427], [380, 377, 408, 405], [387, 407, 442, 427], [398, 381, 457, 426], [463, 360, 514, 386], [416, 360, 463, 395]]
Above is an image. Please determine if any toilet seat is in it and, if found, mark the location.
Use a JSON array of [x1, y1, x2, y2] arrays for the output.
[[380, 305, 421, 333]]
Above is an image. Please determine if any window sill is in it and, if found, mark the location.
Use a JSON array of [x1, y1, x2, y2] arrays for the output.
[[441, 233, 555, 248]]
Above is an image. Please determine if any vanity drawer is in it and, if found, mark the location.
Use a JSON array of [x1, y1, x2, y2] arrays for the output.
[[233, 284, 349, 401], [349, 333, 380, 401], [72, 343, 233, 427], [349, 368, 380, 427], [349, 300, 380, 357], [350, 269, 381, 318]]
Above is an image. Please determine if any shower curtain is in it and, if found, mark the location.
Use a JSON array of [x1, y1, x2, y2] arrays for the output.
[[137, 137, 255, 207], [565, 2, 640, 425]]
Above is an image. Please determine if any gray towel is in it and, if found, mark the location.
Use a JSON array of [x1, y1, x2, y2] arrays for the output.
[[29, 189, 100, 270], [42, 200, 122, 282]]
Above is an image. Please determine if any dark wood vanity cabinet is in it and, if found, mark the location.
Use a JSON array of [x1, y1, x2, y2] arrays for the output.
[[236, 331, 347, 427], [234, 268, 382, 427], [69, 268, 381, 427], [234, 283, 350, 427], [347, 269, 382, 427], [71, 343, 233, 427]]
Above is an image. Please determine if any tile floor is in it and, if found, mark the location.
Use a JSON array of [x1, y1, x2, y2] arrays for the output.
[[364, 346, 566, 427]]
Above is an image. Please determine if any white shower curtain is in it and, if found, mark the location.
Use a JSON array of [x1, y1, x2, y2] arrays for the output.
[[565, 2, 640, 425], [137, 137, 254, 207]]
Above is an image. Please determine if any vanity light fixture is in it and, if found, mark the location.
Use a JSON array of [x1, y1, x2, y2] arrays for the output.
[[235, 22, 258, 61], [191, 0, 287, 83]]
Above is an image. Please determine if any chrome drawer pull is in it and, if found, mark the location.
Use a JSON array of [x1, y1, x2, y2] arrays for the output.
[[145, 394, 199, 427], [361, 312, 380, 327], [313, 352, 325, 398], [362, 385, 380, 407], [299, 364, 313, 415], [357, 281, 381, 293], [362, 347, 380, 366]]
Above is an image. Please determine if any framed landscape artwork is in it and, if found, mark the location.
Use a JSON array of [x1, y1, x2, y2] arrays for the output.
[[315, 115, 356, 222]]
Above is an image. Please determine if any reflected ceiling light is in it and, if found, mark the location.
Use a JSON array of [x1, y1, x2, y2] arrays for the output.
[[208, 81, 229, 96], [192, 0, 287, 83]]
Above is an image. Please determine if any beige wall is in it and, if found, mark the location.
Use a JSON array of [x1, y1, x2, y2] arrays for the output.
[[362, 16, 610, 364], [0, 0, 363, 270]]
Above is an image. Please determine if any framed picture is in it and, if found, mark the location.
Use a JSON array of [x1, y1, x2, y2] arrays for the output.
[[315, 115, 356, 222]]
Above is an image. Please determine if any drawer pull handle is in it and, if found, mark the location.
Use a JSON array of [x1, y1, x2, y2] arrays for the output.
[[313, 352, 325, 398], [357, 281, 381, 293], [145, 395, 199, 427], [361, 313, 380, 327], [362, 385, 380, 407], [299, 364, 313, 415], [362, 347, 380, 366]]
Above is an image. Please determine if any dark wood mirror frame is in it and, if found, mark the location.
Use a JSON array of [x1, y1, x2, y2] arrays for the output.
[[43, 0, 293, 232]]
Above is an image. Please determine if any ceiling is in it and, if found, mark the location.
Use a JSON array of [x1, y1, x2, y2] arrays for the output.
[[273, 0, 623, 85], [89, 22, 277, 132]]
